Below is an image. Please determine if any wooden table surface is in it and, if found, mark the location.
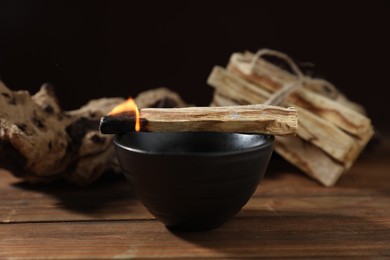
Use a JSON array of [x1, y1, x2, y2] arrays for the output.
[[1, 139, 389, 259]]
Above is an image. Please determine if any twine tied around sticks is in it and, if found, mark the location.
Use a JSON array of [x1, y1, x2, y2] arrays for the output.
[[249, 49, 339, 106]]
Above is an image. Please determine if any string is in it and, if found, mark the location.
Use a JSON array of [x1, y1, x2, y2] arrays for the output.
[[249, 49, 339, 105]]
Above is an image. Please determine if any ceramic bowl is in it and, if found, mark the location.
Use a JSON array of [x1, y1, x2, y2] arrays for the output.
[[114, 132, 274, 231]]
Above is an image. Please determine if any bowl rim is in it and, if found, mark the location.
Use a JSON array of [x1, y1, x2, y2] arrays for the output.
[[113, 132, 274, 157]]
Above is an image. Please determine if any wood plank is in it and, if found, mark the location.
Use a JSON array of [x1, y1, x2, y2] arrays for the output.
[[0, 146, 389, 224], [261, 154, 390, 197], [0, 139, 389, 258], [1, 183, 388, 223], [0, 215, 388, 259], [0, 172, 153, 223]]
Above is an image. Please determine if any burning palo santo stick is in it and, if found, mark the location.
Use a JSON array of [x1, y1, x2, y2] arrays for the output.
[[100, 98, 298, 136]]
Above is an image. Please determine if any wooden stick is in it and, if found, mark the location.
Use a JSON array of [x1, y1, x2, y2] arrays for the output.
[[100, 104, 298, 136]]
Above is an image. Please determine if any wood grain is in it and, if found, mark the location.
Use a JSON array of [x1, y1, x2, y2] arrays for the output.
[[100, 104, 298, 136], [1, 216, 389, 259], [0, 139, 389, 258]]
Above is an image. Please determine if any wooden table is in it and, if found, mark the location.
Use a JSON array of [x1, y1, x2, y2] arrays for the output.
[[1, 140, 389, 259]]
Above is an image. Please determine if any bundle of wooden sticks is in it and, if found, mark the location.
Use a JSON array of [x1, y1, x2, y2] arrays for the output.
[[208, 49, 374, 186]]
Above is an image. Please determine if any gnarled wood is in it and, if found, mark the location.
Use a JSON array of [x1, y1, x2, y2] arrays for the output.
[[0, 82, 187, 185]]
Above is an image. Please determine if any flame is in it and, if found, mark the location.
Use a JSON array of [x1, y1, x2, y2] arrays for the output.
[[109, 97, 140, 132]]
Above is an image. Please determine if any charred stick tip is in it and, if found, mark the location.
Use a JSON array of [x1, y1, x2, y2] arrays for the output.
[[99, 112, 139, 134]]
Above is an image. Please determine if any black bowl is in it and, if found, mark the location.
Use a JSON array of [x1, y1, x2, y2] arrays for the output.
[[114, 132, 274, 231]]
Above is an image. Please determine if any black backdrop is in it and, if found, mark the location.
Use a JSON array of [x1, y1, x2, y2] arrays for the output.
[[0, 0, 389, 130]]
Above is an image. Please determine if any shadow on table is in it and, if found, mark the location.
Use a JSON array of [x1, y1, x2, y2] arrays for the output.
[[265, 151, 390, 196], [169, 209, 389, 257], [11, 172, 138, 216]]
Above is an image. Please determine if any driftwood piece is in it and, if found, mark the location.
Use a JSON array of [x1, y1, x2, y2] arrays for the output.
[[100, 105, 298, 136], [0, 81, 120, 185], [0, 82, 187, 185]]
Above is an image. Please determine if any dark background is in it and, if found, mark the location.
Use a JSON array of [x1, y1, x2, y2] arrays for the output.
[[0, 0, 389, 131]]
